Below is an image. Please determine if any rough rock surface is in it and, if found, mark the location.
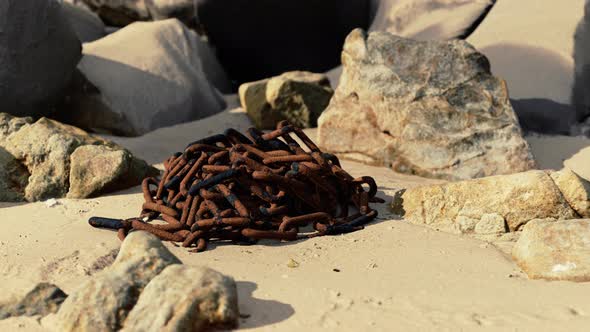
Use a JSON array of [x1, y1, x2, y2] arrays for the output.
[[318, 29, 535, 181], [564, 145, 590, 182], [550, 168, 590, 218], [391, 170, 578, 233], [0, 283, 67, 320], [370, 0, 495, 40], [80, 0, 150, 26], [0, 0, 82, 117], [72, 19, 226, 136], [239, 71, 334, 129], [0, 113, 156, 202], [512, 219, 590, 282], [68, 145, 158, 198], [122, 265, 239, 331], [52, 232, 181, 332], [62, 2, 106, 43]]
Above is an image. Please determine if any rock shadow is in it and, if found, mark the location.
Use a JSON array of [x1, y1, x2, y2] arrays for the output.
[[479, 43, 573, 106], [235, 281, 294, 329], [510, 98, 577, 135]]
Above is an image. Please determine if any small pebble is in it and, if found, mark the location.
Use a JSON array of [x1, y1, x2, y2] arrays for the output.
[[287, 258, 299, 268], [333, 268, 341, 272]]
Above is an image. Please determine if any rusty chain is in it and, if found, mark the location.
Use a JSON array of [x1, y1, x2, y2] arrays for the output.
[[89, 121, 384, 252]]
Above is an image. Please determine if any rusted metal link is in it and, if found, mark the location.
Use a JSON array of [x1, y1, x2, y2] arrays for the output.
[[89, 122, 382, 252]]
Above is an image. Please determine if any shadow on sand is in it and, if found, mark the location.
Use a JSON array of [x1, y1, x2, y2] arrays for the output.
[[236, 281, 295, 329]]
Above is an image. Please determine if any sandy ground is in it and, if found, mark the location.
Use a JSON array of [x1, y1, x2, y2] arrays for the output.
[[2, 109, 590, 331]]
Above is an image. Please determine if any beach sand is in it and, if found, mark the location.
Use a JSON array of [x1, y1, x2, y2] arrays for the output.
[[2, 109, 590, 331]]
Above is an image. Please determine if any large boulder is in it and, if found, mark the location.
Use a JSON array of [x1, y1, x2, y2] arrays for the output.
[[391, 170, 578, 233], [468, 0, 585, 122], [51, 232, 182, 332], [369, 0, 495, 40], [0, 113, 157, 202], [121, 265, 239, 331], [61, 2, 106, 43], [239, 71, 333, 129], [564, 145, 590, 182], [195, 0, 371, 84], [145, 0, 196, 27], [318, 29, 535, 180], [512, 219, 590, 282], [68, 19, 226, 136], [573, 1, 590, 122], [0, 0, 82, 117]]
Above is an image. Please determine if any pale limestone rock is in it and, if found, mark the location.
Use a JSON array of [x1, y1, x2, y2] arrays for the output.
[[122, 265, 238, 331], [51, 232, 181, 332], [67, 145, 158, 198], [392, 170, 577, 232], [474, 213, 507, 235], [512, 219, 590, 282], [318, 29, 535, 181], [550, 168, 590, 218]]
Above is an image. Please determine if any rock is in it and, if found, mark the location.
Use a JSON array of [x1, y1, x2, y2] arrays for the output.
[[474, 213, 507, 235], [468, 0, 584, 110], [71, 19, 226, 136], [80, 0, 150, 26], [67, 145, 159, 198], [145, 0, 195, 27], [318, 29, 535, 181], [122, 265, 239, 331], [0, 149, 29, 202], [52, 232, 181, 332], [239, 71, 333, 129], [195, 0, 370, 84], [391, 170, 578, 233], [0, 0, 82, 117], [564, 146, 590, 182], [369, 0, 495, 40], [550, 168, 590, 218], [61, 2, 106, 42], [573, 1, 590, 121], [0, 113, 156, 202], [512, 219, 590, 282], [0, 283, 67, 320]]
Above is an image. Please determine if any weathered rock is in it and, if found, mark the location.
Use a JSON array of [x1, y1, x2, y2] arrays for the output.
[[196, 0, 370, 83], [474, 213, 507, 235], [52, 232, 181, 332], [550, 168, 590, 218], [564, 146, 590, 182], [318, 29, 535, 181], [80, 0, 150, 26], [512, 219, 590, 282], [391, 170, 577, 233], [239, 71, 333, 129], [0, 283, 67, 320], [122, 265, 239, 331], [61, 2, 106, 42], [0, 149, 28, 202], [0, 0, 82, 117], [0, 113, 156, 202], [370, 0, 495, 40], [71, 19, 225, 136], [68, 145, 158, 198]]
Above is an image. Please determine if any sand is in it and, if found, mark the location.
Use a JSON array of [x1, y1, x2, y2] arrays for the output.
[[1, 109, 590, 331]]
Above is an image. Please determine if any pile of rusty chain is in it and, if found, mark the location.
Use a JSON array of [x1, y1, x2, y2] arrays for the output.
[[89, 121, 384, 252]]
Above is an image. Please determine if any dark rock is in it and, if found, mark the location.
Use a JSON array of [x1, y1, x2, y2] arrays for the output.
[[0, 0, 82, 117], [61, 2, 106, 42], [80, 0, 150, 26]]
